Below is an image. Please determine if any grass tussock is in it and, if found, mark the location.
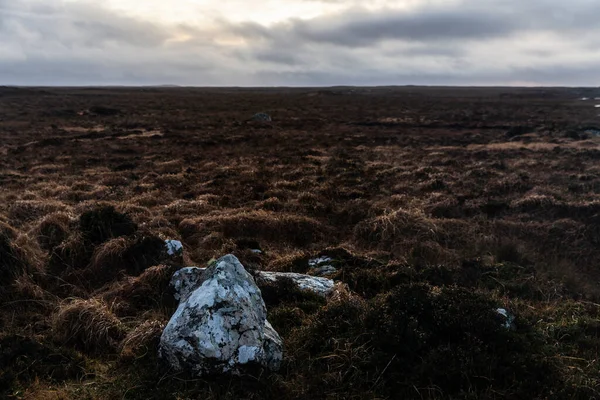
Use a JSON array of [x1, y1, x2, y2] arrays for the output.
[[0, 335, 85, 396], [8, 200, 70, 226], [101, 264, 178, 316], [79, 206, 138, 244], [181, 210, 330, 249], [0, 222, 42, 286], [52, 298, 125, 353], [88, 234, 168, 287], [119, 320, 165, 360], [353, 209, 449, 262], [284, 284, 556, 399], [34, 212, 72, 251], [47, 232, 92, 275]]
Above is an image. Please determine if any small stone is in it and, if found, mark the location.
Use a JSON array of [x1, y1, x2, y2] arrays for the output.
[[308, 256, 333, 268], [252, 113, 272, 122], [165, 240, 183, 257], [496, 308, 516, 330]]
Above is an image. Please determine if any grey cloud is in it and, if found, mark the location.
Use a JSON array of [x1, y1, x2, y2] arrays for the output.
[[289, 10, 516, 46], [0, 0, 599, 86], [0, 1, 172, 47], [229, 1, 600, 49]]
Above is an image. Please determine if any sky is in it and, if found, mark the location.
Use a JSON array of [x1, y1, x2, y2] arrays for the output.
[[0, 0, 599, 86]]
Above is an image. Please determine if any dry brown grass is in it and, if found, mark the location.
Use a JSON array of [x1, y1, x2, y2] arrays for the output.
[[9, 200, 71, 226], [119, 320, 165, 360], [353, 209, 446, 260], [181, 210, 330, 251], [51, 298, 124, 353], [2, 87, 600, 399], [34, 212, 73, 251], [48, 232, 91, 275], [0, 222, 43, 285], [101, 264, 178, 316]]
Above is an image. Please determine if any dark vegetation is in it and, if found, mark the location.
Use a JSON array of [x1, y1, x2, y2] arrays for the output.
[[1, 86, 600, 398]]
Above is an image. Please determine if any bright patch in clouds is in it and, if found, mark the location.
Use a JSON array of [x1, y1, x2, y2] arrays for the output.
[[101, 0, 348, 25]]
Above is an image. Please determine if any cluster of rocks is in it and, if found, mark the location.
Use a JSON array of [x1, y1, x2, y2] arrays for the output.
[[157, 249, 517, 376], [159, 254, 335, 375]]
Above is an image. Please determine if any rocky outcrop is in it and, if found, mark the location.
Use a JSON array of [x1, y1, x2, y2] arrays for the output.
[[159, 255, 282, 375], [170, 266, 336, 300]]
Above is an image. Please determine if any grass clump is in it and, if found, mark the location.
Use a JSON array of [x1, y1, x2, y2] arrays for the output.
[[35, 212, 72, 251], [120, 320, 165, 360], [183, 211, 329, 248], [0, 222, 41, 287], [89, 233, 166, 282], [79, 206, 137, 245], [51, 298, 125, 354], [353, 209, 447, 259], [101, 264, 179, 316]]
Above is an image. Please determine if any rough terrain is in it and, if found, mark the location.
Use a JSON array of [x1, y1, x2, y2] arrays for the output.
[[1, 86, 600, 399]]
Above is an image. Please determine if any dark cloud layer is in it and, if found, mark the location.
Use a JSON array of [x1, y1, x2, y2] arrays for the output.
[[0, 0, 598, 86]]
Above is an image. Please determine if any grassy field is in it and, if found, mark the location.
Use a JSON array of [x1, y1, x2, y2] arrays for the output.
[[1, 86, 600, 399]]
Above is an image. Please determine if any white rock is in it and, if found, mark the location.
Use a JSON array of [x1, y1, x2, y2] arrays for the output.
[[160, 255, 282, 375], [170, 267, 207, 303], [256, 271, 334, 297], [496, 308, 516, 330], [308, 256, 333, 268], [165, 240, 183, 257], [250, 249, 263, 254]]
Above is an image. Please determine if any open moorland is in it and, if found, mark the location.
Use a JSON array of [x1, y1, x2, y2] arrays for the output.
[[1, 86, 600, 399]]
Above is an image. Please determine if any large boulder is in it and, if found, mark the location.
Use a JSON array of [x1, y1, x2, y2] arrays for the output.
[[169, 266, 206, 303], [159, 255, 282, 375]]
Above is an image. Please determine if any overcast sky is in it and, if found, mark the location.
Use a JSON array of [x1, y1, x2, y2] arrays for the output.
[[0, 0, 599, 86]]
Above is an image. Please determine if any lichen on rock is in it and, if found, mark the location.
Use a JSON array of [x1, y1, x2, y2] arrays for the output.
[[159, 255, 282, 375]]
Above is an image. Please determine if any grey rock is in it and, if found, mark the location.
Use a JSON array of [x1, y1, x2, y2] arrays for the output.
[[165, 240, 183, 257], [496, 308, 516, 330], [171, 266, 336, 300], [255, 271, 334, 297], [159, 255, 282, 375], [311, 265, 337, 276], [170, 267, 207, 303], [252, 113, 272, 122], [308, 256, 333, 268]]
